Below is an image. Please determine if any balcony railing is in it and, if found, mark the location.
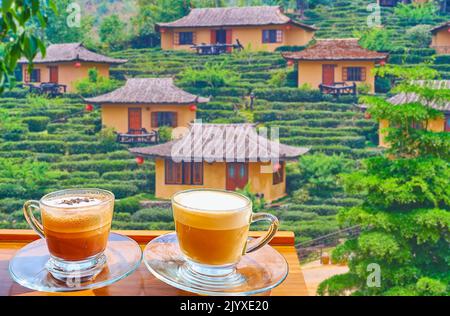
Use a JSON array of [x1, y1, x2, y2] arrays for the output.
[[319, 82, 357, 96], [116, 128, 159, 144]]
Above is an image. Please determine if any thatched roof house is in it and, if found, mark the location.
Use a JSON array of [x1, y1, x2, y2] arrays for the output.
[[18, 43, 127, 64], [363, 80, 450, 113], [87, 78, 209, 135], [130, 123, 309, 161], [156, 6, 317, 31], [430, 21, 450, 54], [282, 39, 388, 61], [430, 21, 450, 34], [85, 78, 210, 104], [129, 123, 309, 201], [360, 80, 450, 147], [18, 43, 127, 92], [157, 6, 316, 52], [282, 39, 388, 94]]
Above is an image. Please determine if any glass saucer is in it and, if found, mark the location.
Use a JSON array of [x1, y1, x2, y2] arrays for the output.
[[9, 233, 142, 292], [143, 232, 288, 296]]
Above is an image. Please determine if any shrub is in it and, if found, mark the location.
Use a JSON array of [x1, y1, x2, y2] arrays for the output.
[[158, 126, 173, 142], [394, 2, 438, 24], [254, 88, 330, 102], [178, 62, 240, 88], [131, 208, 173, 222], [74, 68, 121, 97], [94, 183, 139, 199], [357, 83, 371, 95], [405, 24, 432, 48], [115, 196, 142, 213], [0, 198, 24, 214], [268, 68, 288, 87], [375, 76, 391, 93], [2, 124, 27, 141], [355, 27, 395, 52], [275, 45, 307, 52], [22, 116, 50, 132], [433, 55, 450, 64]]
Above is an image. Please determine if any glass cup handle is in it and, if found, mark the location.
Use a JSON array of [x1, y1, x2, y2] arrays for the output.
[[23, 200, 45, 238], [246, 212, 279, 253]]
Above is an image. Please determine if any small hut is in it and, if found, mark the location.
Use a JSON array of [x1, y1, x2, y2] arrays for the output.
[[282, 39, 388, 94], [157, 6, 317, 52], [129, 123, 309, 202], [85, 78, 209, 141], [18, 43, 127, 92]]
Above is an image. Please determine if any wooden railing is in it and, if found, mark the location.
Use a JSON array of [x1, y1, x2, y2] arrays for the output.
[[23, 82, 67, 97], [319, 82, 357, 96], [116, 128, 159, 144], [0, 230, 308, 296], [431, 45, 450, 55]]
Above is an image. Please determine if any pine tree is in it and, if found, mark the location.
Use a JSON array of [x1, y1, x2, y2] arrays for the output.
[[318, 65, 450, 296]]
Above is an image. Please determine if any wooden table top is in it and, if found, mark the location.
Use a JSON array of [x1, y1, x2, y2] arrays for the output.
[[0, 229, 308, 296]]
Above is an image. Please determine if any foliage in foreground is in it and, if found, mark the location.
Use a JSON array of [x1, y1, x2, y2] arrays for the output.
[[318, 65, 450, 296]]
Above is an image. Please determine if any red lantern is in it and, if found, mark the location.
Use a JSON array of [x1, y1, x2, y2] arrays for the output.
[[447, 27, 450, 32], [160, 28, 166, 33], [287, 60, 294, 66], [85, 104, 93, 111], [75, 62, 81, 68], [364, 112, 372, 120], [380, 60, 386, 66], [189, 104, 197, 111], [136, 156, 144, 165], [273, 163, 281, 172], [286, 25, 291, 31]]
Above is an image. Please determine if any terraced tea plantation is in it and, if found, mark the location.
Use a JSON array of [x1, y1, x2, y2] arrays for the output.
[[0, 49, 371, 243], [2, 1, 450, 244]]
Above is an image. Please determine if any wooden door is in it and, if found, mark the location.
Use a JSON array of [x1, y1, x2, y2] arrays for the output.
[[226, 163, 248, 191], [48, 66, 58, 83], [215, 30, 226, 44], [322, 65, 335, 85], [128, 108, 142, 134], [226, 29, 233, 52]]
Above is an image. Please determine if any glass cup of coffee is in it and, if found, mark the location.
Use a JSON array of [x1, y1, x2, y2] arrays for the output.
[[172, 189, 279, 286], [23, 188, 114, 282]]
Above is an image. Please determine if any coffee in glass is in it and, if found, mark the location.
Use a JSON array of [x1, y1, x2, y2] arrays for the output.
[[172, 189, 279, 285], [23, 189, 114, 282]]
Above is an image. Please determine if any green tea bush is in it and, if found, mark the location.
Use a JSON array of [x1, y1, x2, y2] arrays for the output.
[[254, 88, 332, 102], [433, 55, 450, 64], [131, 208, 173, 222], [74, 68, 121, 97], [0, 198, 24, 214], [95, 183, 138, 199], [178, 62, 240, 88], [115, 195, 142, 213], [275, 45, 307, 52], [22, 116, 51, 132], [405, 25, 432, 48]]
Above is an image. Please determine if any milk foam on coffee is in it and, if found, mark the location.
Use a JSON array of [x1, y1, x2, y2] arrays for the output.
[[173, 190, 252, 230], [41, 194, 113, 233]]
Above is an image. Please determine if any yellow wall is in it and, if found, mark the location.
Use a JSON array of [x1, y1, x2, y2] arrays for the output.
[[379, 117, 446, 147], [160, 25, 314, 52], [154, 159, 287, 202], [297, 60, 377, 93], [22, 62, 110, 92], [101, 103, 196, 137], [431, 28, 450, 54]]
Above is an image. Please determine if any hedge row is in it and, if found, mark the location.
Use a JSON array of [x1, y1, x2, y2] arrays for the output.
[[254, 110, 358, 122], [0, 141, 124, 155]]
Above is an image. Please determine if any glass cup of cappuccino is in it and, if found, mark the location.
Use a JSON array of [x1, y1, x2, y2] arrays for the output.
[[172, 189, 279, 283], [23, 188, 114, 282]]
